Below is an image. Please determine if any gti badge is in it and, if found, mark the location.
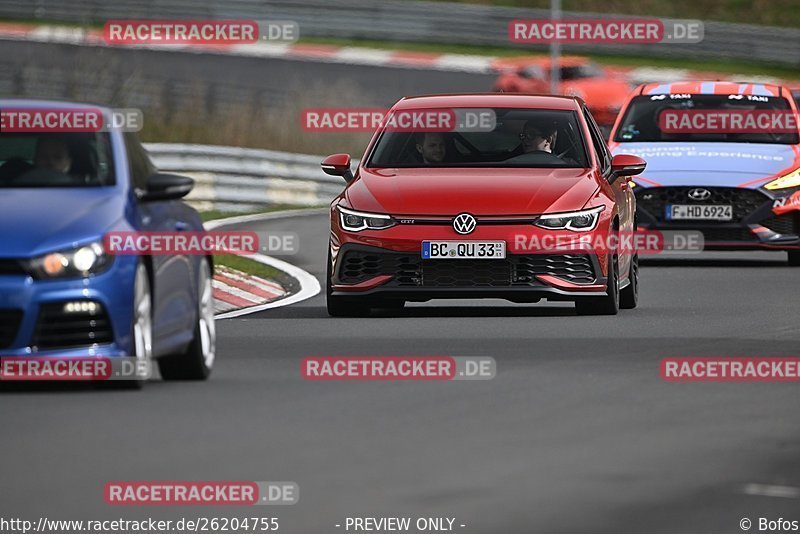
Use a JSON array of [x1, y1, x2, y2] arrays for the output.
[[453, 213, 477, 235], [688, 188, 712, 201]]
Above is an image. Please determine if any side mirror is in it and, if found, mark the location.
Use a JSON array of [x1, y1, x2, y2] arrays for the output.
[[138, 173, 194, 201], [610, 154, 646, 183], [321, 154, 354, 183]]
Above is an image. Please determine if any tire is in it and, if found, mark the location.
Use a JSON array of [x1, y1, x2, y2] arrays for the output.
[[326, 249, 371, 317], [575, 255, 620, 316], [788, 250, 800, 266], [158, 259, 215, 380], [619, 254, 639, 309], [114, 262, 153, 389]]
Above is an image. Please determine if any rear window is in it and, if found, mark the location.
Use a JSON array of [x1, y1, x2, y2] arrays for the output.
[[0, 132, 115, 188]]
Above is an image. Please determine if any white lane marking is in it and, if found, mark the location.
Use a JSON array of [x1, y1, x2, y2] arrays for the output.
[[206, 208, 324, 318], [215, 252, 321, 319], [434, 54, 495, 73], [217, 268, 286, 294], [742, 483, 800, 499], [335, 47, 395, 65], [212, 280, 262, 303]]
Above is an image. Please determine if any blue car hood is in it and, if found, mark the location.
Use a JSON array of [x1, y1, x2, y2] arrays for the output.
[[611, 142, 799, 187], [0, 188, 125, 258]]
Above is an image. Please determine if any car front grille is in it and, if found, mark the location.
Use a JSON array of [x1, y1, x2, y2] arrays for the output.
[[32, 302, 113, 350], [636, 187, 769, 223], [762, 213, 798, 235], [0, 309, 23, 349], [0, 259, 27, 276], [338, 250, 596, 288]]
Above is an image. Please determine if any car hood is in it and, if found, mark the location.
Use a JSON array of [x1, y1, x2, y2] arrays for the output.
[[346, 167, 599, 216], [610, 142, 800, 187], [0, 188, 125, 258]]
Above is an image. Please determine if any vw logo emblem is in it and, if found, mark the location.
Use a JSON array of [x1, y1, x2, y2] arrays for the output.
[[688, 188, 712, 201], [453, 213, 477, 235]]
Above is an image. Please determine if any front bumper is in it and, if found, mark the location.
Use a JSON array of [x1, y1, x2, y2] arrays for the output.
[[0, 255, 137, 357], [635, 186, 800, 250], [330, 215, 615, 301]]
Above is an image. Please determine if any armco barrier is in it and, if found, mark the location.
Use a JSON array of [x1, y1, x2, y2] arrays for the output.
[[145, 143, 347, 211], [0, 0, 798, 66]]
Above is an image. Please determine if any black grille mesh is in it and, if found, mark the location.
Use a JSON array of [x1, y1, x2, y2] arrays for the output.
[[0, 309, 23, 349], [338, 250, 596, 287], [637, 187, 769, 223], [32, 302, 113, 350]]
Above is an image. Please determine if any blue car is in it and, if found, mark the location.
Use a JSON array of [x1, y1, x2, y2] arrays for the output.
[[609, 82, 800, 265], [0, 99, 215, 382]]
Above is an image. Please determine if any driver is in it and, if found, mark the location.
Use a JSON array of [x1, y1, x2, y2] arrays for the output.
[[34, 135, 72, 174], [519, 120, 557, 154], [415, 132, 447, 164]]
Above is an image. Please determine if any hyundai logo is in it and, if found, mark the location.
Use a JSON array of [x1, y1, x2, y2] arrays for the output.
[[453, 213, 477, 235], [688, 188, 712, 201]]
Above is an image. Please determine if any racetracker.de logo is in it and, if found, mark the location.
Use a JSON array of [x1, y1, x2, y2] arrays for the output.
[[509, 19, 703, 44], [301, 108, 496, 133], [0, 108, 143, 132], [0, 357, 151, 381], [104, 20, 258, 44], [301, 356, 496, 381], [103, 20, 299, 44], [659, 110, 800, 134], [661, 357, 800, 382], [104, 481, 299, 505], [104, 231, 259, 256]]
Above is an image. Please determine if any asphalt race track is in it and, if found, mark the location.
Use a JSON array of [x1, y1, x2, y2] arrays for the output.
[[3, 210, 799, 533]]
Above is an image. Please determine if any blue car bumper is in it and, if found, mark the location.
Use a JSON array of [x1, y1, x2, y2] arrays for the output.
[[0, 255, 138, 358]]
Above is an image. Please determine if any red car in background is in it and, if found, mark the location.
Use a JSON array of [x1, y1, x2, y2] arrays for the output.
[[320, 93, 646, 317], [492, 56, 632, 135]]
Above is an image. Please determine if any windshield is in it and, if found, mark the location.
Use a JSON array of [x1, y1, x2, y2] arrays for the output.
[[614, 94, 800, 144], [0, 132, 115, 188], [367, 108, 589, 168]]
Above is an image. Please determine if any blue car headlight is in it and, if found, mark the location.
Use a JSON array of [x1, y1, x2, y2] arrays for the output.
[[26, 241, 113, 279]]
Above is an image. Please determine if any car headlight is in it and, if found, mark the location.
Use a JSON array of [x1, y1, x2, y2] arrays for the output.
[[27, 241, 111, 279], [765, 168, 800, 190], [337, 206, 396, 232], [534, 206, 605, 232]]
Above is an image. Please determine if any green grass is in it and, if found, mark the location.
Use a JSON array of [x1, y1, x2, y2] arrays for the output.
[[199, 205, 306, 223], [302, 36, 800, 80], [214, 254, 283, 281]]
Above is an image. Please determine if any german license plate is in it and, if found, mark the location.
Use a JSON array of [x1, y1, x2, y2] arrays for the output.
[[666, 204, 732, 221], [422, 241, 506, 259]]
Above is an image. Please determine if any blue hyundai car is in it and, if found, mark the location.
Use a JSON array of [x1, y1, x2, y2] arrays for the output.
[[609, 82, 800, 265], [0, 99, 215, 382]]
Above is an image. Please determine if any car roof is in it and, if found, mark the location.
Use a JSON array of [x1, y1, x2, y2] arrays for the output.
[[394, 93, 583, 111], [0, 97, 113, 113], [638, 81, 787, 97]]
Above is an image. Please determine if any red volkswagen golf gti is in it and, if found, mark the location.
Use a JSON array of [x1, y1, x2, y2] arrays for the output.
[[321, 94, 646, 316]]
